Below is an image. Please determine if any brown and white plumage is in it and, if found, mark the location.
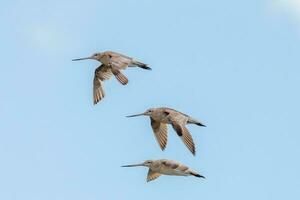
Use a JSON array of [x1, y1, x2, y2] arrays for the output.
[[73, 51, 151, 70], [127, 107, 206, 155], [72, 51, 150, 104], [93, 64, 128, 104], [122, 159, 205, 182], [96, 51, 151, 70], [150, 118, 168, 150]]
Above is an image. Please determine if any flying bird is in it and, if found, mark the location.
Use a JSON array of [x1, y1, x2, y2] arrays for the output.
[[127, 107, 205, 155], [72, 51, 150, 104], [122, 159, 205, 182]]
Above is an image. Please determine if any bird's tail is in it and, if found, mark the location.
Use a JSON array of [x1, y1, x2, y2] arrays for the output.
[[132, 60, 151, 70], [190, 171, 205, 179], [188, 117, 206, 127]]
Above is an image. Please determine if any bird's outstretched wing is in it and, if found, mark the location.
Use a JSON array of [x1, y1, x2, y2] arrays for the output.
[[111, 67, 128, 85], [147, 169, 161, 182], [93, 64, 113, 104], [150, 117, 168, 150], [169, 113, 196, 155]]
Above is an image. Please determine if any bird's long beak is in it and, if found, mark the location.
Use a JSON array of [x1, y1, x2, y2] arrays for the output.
[[72, 57, 93, 61], [126, 113, 145, 118], [121, 163, 145, 167]]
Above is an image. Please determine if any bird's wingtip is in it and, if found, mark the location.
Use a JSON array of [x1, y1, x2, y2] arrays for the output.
[[194, 174, 205, 179], [196, 122, 206, 127]]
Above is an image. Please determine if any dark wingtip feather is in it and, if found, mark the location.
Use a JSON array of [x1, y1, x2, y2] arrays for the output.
[[140, 65, 152, 70], [135, 61, 151, 70], [196, 122, 206, 127], [194, 174, 205, 179], [144, 66, 152, 70]]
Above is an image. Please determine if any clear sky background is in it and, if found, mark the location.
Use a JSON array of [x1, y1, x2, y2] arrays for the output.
[[1, 0, 300, 199]]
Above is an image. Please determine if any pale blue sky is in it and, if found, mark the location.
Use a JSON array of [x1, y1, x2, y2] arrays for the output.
[[1, 0, 300, 199]]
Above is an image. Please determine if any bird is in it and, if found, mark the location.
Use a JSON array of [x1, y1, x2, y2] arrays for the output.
[[122, 159, 205, 182], [126, 107, 205, 155], [72, 51, 151, 104]]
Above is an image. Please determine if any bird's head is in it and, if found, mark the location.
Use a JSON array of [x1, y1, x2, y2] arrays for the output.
[[142, 160, 154, 167]]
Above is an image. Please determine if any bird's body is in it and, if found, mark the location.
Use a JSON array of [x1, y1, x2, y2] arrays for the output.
[[122, 159, 205, 182], [97, 51, 150, 70], [149, 107, 200, 124], [72, 51, 150, 104], [127, 107, 205, 155]]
